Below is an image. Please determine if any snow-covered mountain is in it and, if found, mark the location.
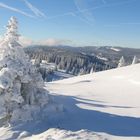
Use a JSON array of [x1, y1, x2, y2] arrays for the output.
[[1, 63, 140, 140]]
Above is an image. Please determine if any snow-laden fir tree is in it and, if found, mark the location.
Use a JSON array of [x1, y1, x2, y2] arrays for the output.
[[90, 67, 94, 74], [118, 56, 125, 68], [132, 56, 138, 65], [0, 17, 50, 123], [90, 65, 96, 74]]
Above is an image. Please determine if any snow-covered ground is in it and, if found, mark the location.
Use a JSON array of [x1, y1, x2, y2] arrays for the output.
[[1, 64, 140, 139], [110, 47, 121, 52], [45, 63, 140, 140], [96, 55, 108, 61]]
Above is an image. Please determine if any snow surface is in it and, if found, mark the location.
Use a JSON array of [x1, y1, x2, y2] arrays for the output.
[[45, 63, 140, 139], [96, 55, 108, 61], [110, 47, 121, 52], [1, 63, 140, 139]]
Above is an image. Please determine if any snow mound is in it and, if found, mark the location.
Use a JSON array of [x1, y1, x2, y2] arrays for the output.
[[0, 127, 107, 140], [23, 128, 106, 140]]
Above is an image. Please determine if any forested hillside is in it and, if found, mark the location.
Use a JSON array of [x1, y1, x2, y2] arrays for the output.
[[25, 45, 140, 75], [25, 46, 110, 75]]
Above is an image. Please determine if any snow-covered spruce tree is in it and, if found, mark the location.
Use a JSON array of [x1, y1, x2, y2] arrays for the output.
[[0, 17, 49, 123], [90, 66, 94, 74], [118, 56, 125, 68], [132, 56, 138, 65]]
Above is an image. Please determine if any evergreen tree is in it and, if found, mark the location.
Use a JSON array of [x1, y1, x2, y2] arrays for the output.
[[132, 56, 138, 65], [0, 17, 49, 123], [90, 67, 94, 74], [118, 56, 125, 67]]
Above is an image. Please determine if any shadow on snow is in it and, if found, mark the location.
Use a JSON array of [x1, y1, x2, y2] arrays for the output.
[[12, 94, 140, 137]]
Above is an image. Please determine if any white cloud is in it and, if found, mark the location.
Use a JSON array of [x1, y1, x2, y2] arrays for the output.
[[0, 2, 34, 18], [22, 0, 46, 18], [19, 36, 35, 47], [38, 38, 72, 46], [19, 36, 73, 47]]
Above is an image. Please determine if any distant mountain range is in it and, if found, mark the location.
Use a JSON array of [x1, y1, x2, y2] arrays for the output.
[[24, 45, 140, 76]]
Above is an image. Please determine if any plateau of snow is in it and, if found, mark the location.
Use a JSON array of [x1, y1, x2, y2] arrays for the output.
[[1, 63, 140, 140]]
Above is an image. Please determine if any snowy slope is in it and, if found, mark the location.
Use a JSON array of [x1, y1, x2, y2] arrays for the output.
[[48, 63, 140, 117], [45, 63, 140, 139], [1, 64, 140, 140]]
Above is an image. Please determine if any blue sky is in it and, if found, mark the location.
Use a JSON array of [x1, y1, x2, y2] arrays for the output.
[[0, 0, 140, 47]]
